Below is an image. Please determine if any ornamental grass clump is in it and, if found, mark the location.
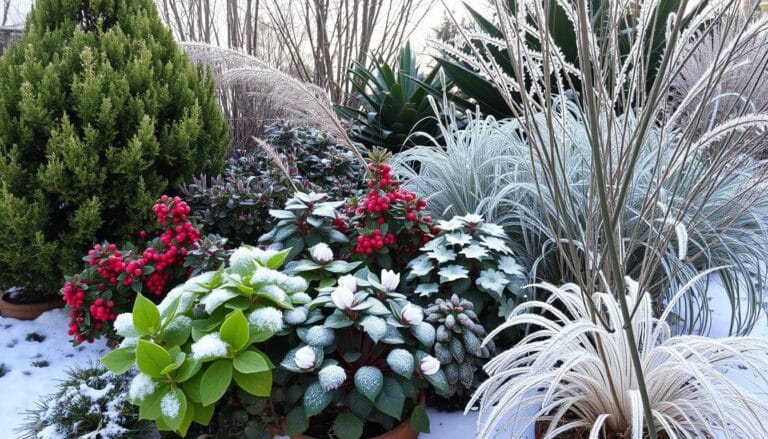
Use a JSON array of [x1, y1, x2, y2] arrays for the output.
[[0, 0, 229, 292], [471, 276, 768, 438]]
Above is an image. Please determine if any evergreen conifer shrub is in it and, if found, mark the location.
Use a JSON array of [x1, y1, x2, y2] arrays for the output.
[[0, 0, 229, 291]]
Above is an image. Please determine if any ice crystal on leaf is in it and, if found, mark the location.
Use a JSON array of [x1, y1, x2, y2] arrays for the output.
[[305, 325, 335, 346], [354, 366, 383, 400], [407, 255, 434, 278], [359, 315, 387, 342], [160, 392, 180, 418], [113, 313, 135, 336], [498, 256, 524, 277], [411, 321, 436, 346], [445, 232, 473, 247], [284, 307, 309, 325], [319, 364, 347, 390], [438, 264, 469, 282], [249, 307, 284, 332], [386, 349, 414, 378], [191, 333, 229, 360], [415, 283, 439, 297], [461, 244, 489, 260], [480, 236, 513, 254], [128, 373, 156, 402], [428, 246, 457, 264]]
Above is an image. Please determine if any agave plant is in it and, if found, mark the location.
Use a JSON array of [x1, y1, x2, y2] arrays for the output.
[[470, 276, 768, 438], [336, 42, 445, 153]]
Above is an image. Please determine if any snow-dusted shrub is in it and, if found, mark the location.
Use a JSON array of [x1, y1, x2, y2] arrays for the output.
[[100, 245, 308, 436], [273, 251, 442, 438], [19, 366, 154, 439]]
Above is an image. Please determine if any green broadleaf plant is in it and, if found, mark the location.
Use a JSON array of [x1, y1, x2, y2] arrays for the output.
[[100, 246, 309, 436]]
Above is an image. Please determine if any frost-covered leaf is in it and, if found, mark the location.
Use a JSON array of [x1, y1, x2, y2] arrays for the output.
[[373, 377, 405, 420], [304, 381, 333, 417], [428, 246, 457, 264], [479, 222, 506, 237], [407, 254, 434, 278], [498, 256, 524, 277], [437, 217, 464, 231], [415, 283, 439, 297], [200, 287, 238, 314], [445, 232, 473, 247], [438, 265, 469, 282], [319, 365, 347, 390], [480, 236, 513, 254], [386, 349, 414, 378], [305, 325, 336, 347], [411, 322, 436, 347], [477, 269, 510, 296], [359, 315, 387, 342], [191, 334, 229, 361], [249, 307, 285, 332], [354, 366, 383, 401], [284, 307, 309, 325], [460, 244, 489, 260]]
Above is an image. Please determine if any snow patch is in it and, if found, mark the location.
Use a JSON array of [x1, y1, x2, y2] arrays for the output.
[[249, 307, 284, 332], [191, 333, 229, 360], [128, 373, 156, 401]]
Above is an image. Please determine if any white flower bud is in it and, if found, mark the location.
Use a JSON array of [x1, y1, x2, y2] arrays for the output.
[[380, 269, 400, 292], [420, 355, 441, 376], [400, 303, 423, 325], [294, 346, 317, 369], [331, 286, 355, 310], [309, 243, 334, 264], [337, 274, 357, 293]]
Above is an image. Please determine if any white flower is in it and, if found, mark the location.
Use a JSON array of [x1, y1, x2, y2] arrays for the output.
[[331, 286, 355, 310], [477, 269, 510, 293], [420, 355, 441, 376], [380, 269, 400, 292], [337, 274, 357, 293], [462, 213, 484, 224], [460, 244, 489, 260], [309, 243, 334, 264], [294, 346, 317, 369], [400, 303, 423, 325], [438, 264, 469, 282]]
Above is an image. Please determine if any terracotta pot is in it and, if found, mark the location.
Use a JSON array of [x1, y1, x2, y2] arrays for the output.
[[283, 394, 425, 439], [0, 294, 65, 320]]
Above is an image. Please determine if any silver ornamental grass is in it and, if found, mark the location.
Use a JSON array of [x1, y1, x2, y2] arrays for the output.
[[470, 275, 768, 438]]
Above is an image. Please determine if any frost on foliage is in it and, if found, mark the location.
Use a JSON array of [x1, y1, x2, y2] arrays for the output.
[[251, 267, 308, 293], [480, 236, 513, 254], [477, 269, 510, 294], [461, 244, 489, 260], [291, 292, 312, 304], [354, 366, 384, 400], [249, 307, 284, 332], [186, 271, 216, 287], [129, 373, 156, 401], [191, 333, 229, 360], [428, 245, 457, 264], [200, 287, 237, 314], [165, 315, 192, 333], [445, 232, 473, 247], [479, 222, 506, 237], [415, 283, 439, 297], [284, 306, 309, 325], [318, 364, 347, 390], [498, 256, 524, 277], [437, 217, 464, 231], [113, 313, 135, 336], [158, 285, 197, 316], [261, 284, 289, 305], [229, 246, 258, 271], [305, 325, 335, 347], [160, 392, 180, 418], [119, 336, 138, 349], [411, 321, 436, 347], [408, 255, 434, 278], [438, 264, 469, 282], [359, 315, 387, 342], [386, 349, 414, 377]]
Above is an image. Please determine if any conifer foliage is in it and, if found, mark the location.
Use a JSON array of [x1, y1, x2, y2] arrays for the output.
[[0, 0, 230, 291]]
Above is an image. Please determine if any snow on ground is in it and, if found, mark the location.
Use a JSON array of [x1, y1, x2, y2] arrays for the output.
[[0, 309, 109, 438]]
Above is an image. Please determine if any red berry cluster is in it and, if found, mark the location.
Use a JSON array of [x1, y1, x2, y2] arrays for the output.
[[340, 152, 436, 272], [62, 195, 204, 345]]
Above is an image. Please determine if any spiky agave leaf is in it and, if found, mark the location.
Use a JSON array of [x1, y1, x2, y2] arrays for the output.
[[469, 277, 768, 438]]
